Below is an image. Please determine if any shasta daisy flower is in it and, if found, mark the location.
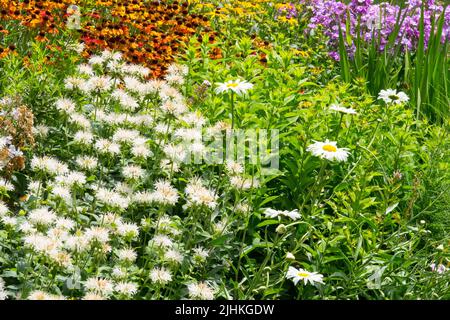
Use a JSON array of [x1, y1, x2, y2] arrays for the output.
[[215, 79, 253, 95], [329, 104, 358, 115], [286, 266, 324, 285], [378, 89, 409, 105], [264, 208, 301, 220], [307, 140, 350, 162]]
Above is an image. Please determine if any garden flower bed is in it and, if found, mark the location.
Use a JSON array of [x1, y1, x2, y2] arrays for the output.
[[0, 0, 448, 301]]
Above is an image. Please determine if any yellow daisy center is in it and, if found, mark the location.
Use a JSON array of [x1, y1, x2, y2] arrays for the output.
[[297, 272, 310, 278], [322, 144, 337, 152], [226, 83, 239, 88]]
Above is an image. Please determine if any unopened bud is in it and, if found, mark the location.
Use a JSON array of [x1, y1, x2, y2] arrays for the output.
[[276, 224, 287, 234], [286, 252, 295, 260]]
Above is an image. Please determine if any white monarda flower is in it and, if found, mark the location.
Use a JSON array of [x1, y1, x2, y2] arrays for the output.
[[213, 220, 228, 234], [263, 208, 301, 220], [131, 144, 153, 158], [94, 139, 121, 156], [27, 290, 55, 300], [1, 216, 17, 227], [184, 178, 218, 209], [207, 121, 232, 135], [116, 221, 139, 239], [307, 140, 350, 162], [164, 249, 183, 264], [114, 182, 134, 195], [122, 165, 145, 180], [77, 63, 94, 76], [286, 266, 324, 285], [83, 76, 113, 93], [49, 250, 73, 268], [76, 155, 98, 170], [160, 159, 180, 174], [182, 111, 206, 127], [98, 213, 123, 228], [63, 171, 87, 187], [85, 277, 114, 296], [236, 202, 252, 214], [82, 293, 105, 300], [55, 217, 75, 230], [47, 227, 69, 241], [187, 282, 215, 300], [74, 130, 94, 145], [123, 76, 143, 93], [64, 235, 89, 252], [85, 226, 110, 244], [230, 176, 259, 190], [188, 141, 206, 155], [121, 63, 150, 77], [88, 55, 105, 66], [174, 128, 202, 141], [69, 113, 91, 129], [112, 267, 127, 279], [50, 185, 72, 202], [225, 160, 244, 175], [28, 207, 57, 226], [215, 79, 253, 95], [0, 179, 14, 192], [150, 234, 174, 248], [149, 267, 172, 285], [96, 187, 129, 210], [28, 180, 41, 194], [378, 89, 409, 105], [115, 282, 138, 297], [112, 129, 141, 144], [115, 91, 139, 111], [31, 156, 68, 175], [33, 124, 50, 137], [329, 104, 357, 115], [159, 85, 183, 102], [23, 234, 58, 254], [150, 180, 179, 206], [132, 190, 153, 205], [0, 278, 7, 300], [165, 73, 185, 86], [0, 201, 9, 217], [64, 76, 85, 90], [167, 63, 188, 77], [116, 248, 137, 263], [130, 114, 154, 127], [160, 100, 187, 116], [55, 98, 76, 114]]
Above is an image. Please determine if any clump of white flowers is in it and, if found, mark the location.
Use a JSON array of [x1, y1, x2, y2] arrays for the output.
[[0, 50, 265, 301]]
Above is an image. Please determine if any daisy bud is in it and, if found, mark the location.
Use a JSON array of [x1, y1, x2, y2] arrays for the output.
[[286, 252, 295, 260], [276, 224, 287, 234]]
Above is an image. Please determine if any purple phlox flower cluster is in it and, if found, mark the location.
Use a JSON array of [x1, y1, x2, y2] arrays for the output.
[[300, 0, 449, 60]]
